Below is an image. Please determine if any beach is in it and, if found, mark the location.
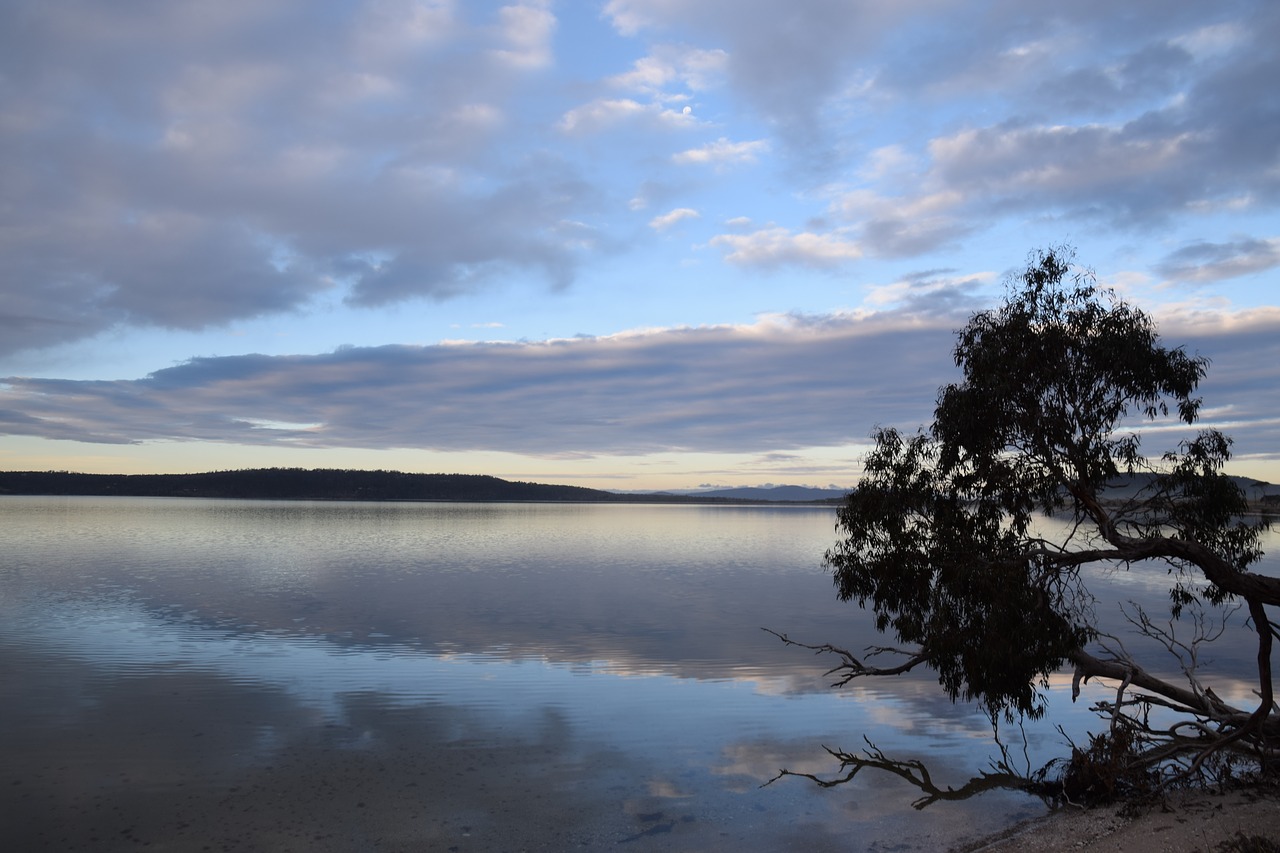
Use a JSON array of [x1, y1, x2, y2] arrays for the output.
[[955, 782, 1280, 853]]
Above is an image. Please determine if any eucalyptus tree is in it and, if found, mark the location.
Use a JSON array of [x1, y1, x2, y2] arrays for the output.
[[778, 249, 1275, 802]]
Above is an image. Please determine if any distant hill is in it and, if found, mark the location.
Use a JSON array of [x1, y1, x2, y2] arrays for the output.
[[0, 469, 624, 502], [687, 485, 849, 502], [0, 469, 842, 504], [1100, 472, 1280, 501], [687, 475, 1277, 506]]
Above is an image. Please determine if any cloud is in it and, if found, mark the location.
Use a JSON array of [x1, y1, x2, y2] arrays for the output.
[[0, 312, 963, 455], [354, 0, 459, 58], [824, 42, 1280, 257], [556, 98, 695, 134], [489, 2, 556, 69], [1155, 306, 1280, 457], [842, 40, 1278, 251], [605, 44, 728, 95], [649, 208, 700, 231], [671, 137, 769, 167], [831, 188, 971, 257], [921, 118, 1248, 226], [0, 0, 589, 356], [5, 304, 1277, 463], [2, 0, 1277, 378], [602, 0, 915, 154], [1155, 238, 1280, 283], [708, 227, 862, 268], [862, 271, 992, 314], [556, 42, 722, 142], [3, 262, 1278, 480], [1030, 41, 1196, 116], [604, 0, 1280, 248], [1171, 20, 1249, 59]]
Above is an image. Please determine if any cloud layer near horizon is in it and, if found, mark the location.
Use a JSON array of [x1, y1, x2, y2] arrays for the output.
[[4, 304, 1277, 466]]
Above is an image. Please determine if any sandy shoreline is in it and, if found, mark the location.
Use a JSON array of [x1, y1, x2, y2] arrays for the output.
[[951, 782, 1280, 853]]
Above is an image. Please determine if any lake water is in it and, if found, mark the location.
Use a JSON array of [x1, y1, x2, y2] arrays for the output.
[[1, 497, 1273, 852]]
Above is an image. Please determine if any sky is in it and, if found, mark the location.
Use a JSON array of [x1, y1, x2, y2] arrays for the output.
[[1, 0, 1278, 491]]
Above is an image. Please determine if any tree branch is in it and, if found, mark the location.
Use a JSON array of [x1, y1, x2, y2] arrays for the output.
[[762, 629, 931, 686], [762, 738, 1059, 809]]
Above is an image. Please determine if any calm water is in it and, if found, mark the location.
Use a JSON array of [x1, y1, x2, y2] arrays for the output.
[[1, 497, 1272, 852]]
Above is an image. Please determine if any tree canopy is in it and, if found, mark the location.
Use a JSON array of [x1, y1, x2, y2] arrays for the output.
[[807, 248, 1275, 796]]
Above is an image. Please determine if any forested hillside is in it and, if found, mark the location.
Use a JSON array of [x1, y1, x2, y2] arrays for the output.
[[0, 468, 623, 502]]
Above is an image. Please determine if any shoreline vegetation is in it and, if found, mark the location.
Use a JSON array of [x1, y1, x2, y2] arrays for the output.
[[0, 467, 846, 505]]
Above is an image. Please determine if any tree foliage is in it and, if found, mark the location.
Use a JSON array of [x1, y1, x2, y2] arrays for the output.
[[812, 248, 1275, 792]]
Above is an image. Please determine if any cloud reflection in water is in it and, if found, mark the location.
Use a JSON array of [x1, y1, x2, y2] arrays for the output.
[[3, 497, 1272, 850]]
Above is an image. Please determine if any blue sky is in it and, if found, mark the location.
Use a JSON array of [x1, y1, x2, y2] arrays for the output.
[[1, 0, 1278, 490]]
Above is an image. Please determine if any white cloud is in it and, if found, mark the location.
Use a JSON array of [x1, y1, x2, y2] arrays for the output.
[[600, 0, 657, 37], [649, 208, 700, 230], [355, 0, 458, 59], [599, 0, 934, 152], [607, 45, 727, 94], [599, 0, 1280, 232], [709, 227, 862, 268], [558, 41, 722, 143], [611, 54, 676, 91], [446, 102, 504, 130], [1171, 21, 1247, 60], [857, 144, 916, 181], [489, 3, 556, 69], [557, 98, 648, 132], [557, 98, 695, 133], [671, 137, 768, 167], [864, 274, 979, 305], [823, 77, 1280, 259]]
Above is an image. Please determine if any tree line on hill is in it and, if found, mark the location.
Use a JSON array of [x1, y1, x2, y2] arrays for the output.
[[0, 468, 621, 502], [0, 468, 834, 504]]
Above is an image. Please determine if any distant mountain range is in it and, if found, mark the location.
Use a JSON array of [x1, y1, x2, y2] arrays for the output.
[[682, 475, 1279, 504], [0, 469, 846, 504], [674, 485, 849, 501], [1099, 472, 1280, 501]]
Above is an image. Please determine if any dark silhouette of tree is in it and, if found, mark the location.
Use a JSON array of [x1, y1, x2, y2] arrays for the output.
[[779, 248, 1275, 802]]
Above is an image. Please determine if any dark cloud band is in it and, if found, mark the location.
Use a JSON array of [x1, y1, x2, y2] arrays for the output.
[[3, 308, 1276, 463]]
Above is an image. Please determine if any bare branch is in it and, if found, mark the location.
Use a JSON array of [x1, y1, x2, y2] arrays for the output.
[[763, 738, 1060, 809], [761, 629, 931, 686]]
